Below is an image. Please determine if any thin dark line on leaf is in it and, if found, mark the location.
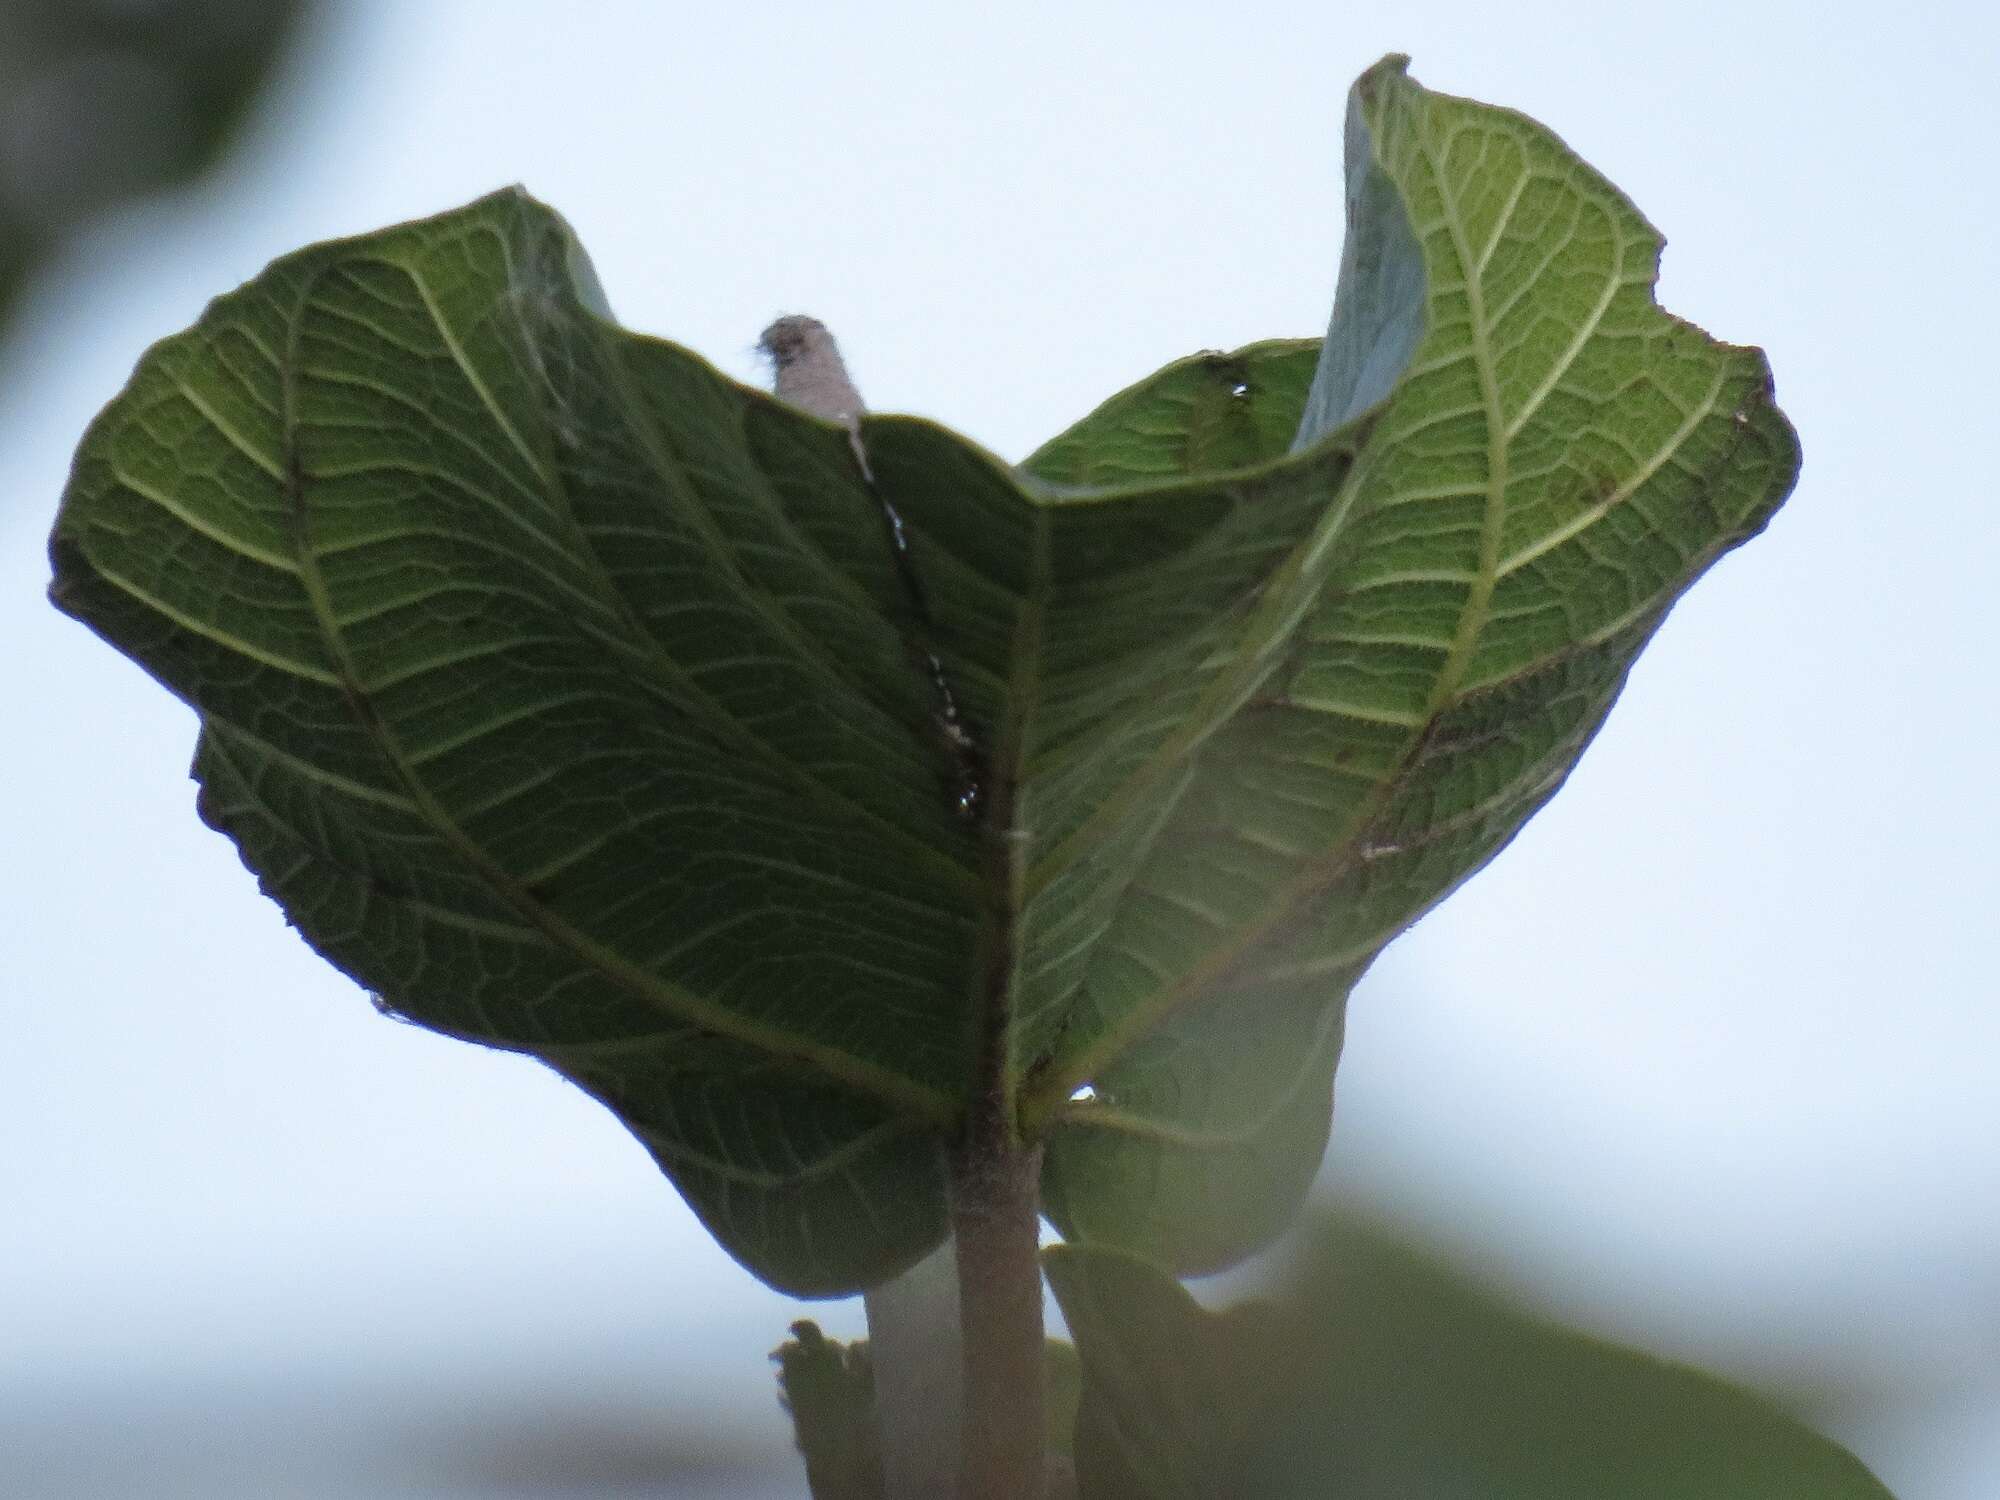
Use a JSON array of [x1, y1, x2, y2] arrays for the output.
[[862, 463, 988, 824], [590, 346, 980, 884], [724, 376, 992, 780]]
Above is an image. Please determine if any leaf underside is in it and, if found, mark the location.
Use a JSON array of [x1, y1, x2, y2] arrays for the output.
[[48, 56, 1798, 1292]]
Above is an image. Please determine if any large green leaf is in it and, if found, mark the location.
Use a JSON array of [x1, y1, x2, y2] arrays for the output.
[[1026, 56, 1798, 1270], [47, 56, 1797, 1291], [1045, 1215, 1896, 1500]]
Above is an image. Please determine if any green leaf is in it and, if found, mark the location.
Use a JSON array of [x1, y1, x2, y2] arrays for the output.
[[1045, 1217, 1897, 1500], [48, 55, 1797, 1290], [1021, 340, 1323, 488], [1027, 54, 1798, 1271], [50, 188, 972, 1291]]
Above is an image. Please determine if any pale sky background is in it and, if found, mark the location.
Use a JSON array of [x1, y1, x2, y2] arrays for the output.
[[3, 3, 1996, 1496]]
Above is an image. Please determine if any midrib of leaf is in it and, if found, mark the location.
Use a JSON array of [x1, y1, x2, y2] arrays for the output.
[[968, 493, 1051, 1124], [1419, 126, 1508, 727], [275, 262, 957, 1128]]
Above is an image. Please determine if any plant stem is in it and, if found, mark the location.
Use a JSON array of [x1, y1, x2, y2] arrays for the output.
[[760, 312, 1047, 1495], [864, 1241, 963, 1498], [950, 1109, 1046, 1500]]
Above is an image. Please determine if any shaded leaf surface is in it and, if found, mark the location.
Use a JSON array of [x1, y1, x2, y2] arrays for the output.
[[48, 57, 1797, 1289], [1045, 1215, 1897, 1500]]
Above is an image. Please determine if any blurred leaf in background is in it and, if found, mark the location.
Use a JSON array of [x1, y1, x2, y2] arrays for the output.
[[0, 0, 311, 340], [1048, 1205, 1897, 1500]]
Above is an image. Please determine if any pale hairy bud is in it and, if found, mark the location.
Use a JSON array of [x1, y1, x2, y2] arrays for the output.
[[759, 314, 866, 428]]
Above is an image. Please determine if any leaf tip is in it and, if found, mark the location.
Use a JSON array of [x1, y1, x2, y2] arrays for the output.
[[1354, 52, 1414, 100]]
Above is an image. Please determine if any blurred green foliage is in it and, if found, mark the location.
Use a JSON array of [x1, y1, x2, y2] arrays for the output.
[[1047, 1207, 1895, 1499], [0, 0, 310, 336]]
